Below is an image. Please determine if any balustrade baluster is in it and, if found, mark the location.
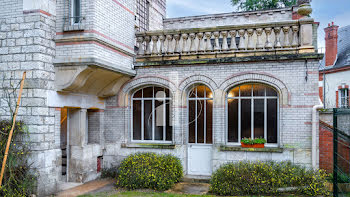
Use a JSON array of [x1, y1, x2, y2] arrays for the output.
[[174, 34, 181, 53], [291, 26, 299, 47], [238, 29, 246, 50], [265, 28, 273, 49], [136, 36, 144, 55], [189, 33, 197, 53], [197, 33, 205, 52], [256, 28, 264, 49], [213, 32, 221, 51], [205, 32, 213, 52], [274, 27, 282, 48], [166, 35, 174, 54], [283, 26, 290, 48], [221, 31, 229, 51], [247, 29, 255, 50], [182, 33, 189, 53], [159, 35, 165, 54], [229, 30, 237, 50], [144, 36, 151, 55], [151, 36, 159, 55]]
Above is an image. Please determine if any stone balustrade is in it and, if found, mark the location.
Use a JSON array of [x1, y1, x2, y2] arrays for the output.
[[135, 18, 315, 59]]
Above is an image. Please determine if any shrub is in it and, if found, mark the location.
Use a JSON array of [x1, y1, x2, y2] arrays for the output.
[[210, 161, 330, 196], [0, 120, 37, 197], [101, 166, 118, 179], [116, 152, 183, 191], [241, 137, 266, 144]]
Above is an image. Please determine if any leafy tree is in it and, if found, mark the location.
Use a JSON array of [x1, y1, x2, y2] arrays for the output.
[[231, 0, 297, 11]]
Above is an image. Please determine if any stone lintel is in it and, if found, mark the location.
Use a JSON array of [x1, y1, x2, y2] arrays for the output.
[[135, 53, 324, 67]]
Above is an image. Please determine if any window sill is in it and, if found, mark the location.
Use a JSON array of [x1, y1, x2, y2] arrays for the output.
[[63, 24, 85, 32], [219, 145, 283, 153], [121, 143, 176, 149]]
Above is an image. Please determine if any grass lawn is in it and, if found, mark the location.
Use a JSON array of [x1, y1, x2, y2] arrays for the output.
[[79, 191, 215, 197]]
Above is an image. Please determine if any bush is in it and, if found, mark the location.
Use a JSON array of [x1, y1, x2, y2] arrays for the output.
[[210, 161, 330, 196], [116, 152, 183, 191], [101, 166, 118, 179], [0, 120, 37, 197]]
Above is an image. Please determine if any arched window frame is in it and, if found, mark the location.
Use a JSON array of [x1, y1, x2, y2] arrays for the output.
[[187, 84, 214, 144], [225, 83, 279, 147], [131, 86, 173, 143]]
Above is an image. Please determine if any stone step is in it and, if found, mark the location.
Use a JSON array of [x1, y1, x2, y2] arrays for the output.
[[183, 175, 211, 183]]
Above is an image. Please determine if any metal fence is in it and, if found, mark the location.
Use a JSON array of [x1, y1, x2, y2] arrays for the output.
[[333, 108, 350, 197]]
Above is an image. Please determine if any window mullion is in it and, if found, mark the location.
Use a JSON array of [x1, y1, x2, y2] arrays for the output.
[[204, 88, 207, 144], [163, 98, 166, 141], [238, 87, 241, 143], [141, 99, 144, 141], [195, 88, 198, 144], [152, 98, 155, 141], [264, 97, 267, 141], [251, 89, 254, 139]]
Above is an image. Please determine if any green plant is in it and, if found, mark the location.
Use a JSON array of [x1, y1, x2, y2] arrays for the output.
[[231, 0, 297, 11], [210, 161, 330, 196], [0, 120, 37, 197], [241, 137, 266, 144], [116, 152, 183, 191], [101, 166, 118, 179]]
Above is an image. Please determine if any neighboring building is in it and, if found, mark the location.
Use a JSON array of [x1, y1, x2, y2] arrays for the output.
[[0, 0, 322, 196], [319, 23, 350, 109]]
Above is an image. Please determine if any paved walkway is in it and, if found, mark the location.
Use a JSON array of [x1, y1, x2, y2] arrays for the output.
[[166, 182, 210, 195], [56, 179, 115, 197]]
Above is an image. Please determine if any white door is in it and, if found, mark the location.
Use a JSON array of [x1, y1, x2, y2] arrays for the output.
[[188, 145, 212, 175]]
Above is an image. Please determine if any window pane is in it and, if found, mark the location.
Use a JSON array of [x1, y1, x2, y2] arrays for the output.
[[154, 87, 165, 99], [189, 87, 196, 98], [267, 99, 278, 143], [155, 100, 164, 140], [206, 100, 213, 144], [143, 87, 153, 98], [197, 100, 205, 143], [228, 87, 239, 98], [241, 99, 251, 139], [205, 87, 212, 99], [73, 0, 81, 23], [144, 100, 153, 140], [266, 86, 277, 96], [197, 86, 205, 98], [240, 84, 252, 96], [189, 100, 196, 143], [254, 99, 264, 138], [253, 84, 265, 96], [133, 100, 141, 140], [228, 99, 238, 142], [134, 89, 142, 98], [165, 88, 170, 98], [166, 102, 172, 141]]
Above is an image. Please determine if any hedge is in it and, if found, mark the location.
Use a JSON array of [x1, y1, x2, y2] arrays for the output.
[[116, 152, 183, 191], [210, 161, 330, 196]]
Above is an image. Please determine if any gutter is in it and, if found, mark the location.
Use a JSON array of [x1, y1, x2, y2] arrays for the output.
[[312, 99, 324, 169]]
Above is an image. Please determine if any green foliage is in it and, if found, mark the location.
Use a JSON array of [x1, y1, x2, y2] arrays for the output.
[[328, 173, 350, 183], [0, 120, 37, 197], [231, 0, 297, 11], [101, 166, 118, 179], [210, 161, 330, 196], [116, 153, 183, 191], [241, 137, 266, 144]]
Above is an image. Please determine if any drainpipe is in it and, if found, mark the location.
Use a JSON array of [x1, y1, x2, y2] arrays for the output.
[[312, 99, 324, 169]]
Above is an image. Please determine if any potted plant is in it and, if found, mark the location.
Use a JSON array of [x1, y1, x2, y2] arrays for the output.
[[241, 138, 266, 148]]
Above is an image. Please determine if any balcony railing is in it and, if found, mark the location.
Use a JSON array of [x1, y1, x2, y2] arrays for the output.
[[135, 18, 315, 59]]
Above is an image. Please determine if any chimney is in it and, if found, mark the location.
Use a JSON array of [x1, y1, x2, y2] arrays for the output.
[[324, 22, 339, 67]]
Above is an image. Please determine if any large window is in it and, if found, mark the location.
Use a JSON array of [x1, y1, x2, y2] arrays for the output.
[[188, 85, 213, 144], [339, 88, 349, 108], [132, 86, 172, 142], [227, 84, 278, 144]]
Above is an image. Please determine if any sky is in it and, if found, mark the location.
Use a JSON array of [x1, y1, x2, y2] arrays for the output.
[[166, 0, 350, 50]]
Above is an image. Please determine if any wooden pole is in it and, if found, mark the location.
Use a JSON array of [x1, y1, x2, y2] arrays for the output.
[[0, 71, 26, 188]]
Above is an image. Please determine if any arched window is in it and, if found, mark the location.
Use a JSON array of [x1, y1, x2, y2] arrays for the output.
[[227, 84, 278, 144], [188, 85, 213, 144], [132, 86, 172, 142]]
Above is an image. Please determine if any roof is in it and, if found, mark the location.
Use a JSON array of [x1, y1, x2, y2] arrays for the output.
[[320, 25, 350, 71]]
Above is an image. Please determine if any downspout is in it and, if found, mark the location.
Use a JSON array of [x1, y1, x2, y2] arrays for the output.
[[312, 99, 324, 169]]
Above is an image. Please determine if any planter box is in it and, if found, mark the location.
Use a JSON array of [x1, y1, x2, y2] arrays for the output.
[[241, 142, 265, 148]]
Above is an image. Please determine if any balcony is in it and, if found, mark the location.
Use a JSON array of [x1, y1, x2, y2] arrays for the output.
[[135, 18, 318, 65]]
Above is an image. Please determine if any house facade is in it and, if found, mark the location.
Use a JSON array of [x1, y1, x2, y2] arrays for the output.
[[319, 23, 350, 109], [0, 0, 322, 196]]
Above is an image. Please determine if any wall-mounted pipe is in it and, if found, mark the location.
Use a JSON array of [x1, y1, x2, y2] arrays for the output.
[[312, 99, 324, 169]]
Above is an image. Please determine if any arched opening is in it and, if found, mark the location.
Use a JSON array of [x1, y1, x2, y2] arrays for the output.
[[226, 83, 278, 144], [131, 86, 172, 142]]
